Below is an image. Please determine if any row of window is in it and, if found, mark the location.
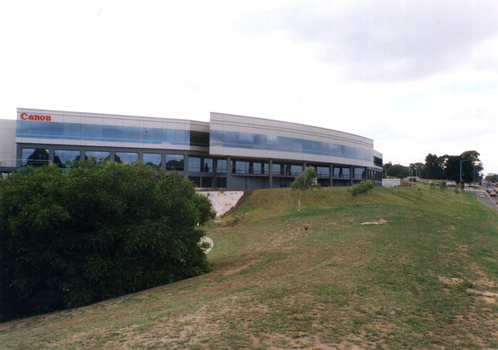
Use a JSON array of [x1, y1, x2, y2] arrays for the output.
[[228, 160, 368, 179], [210, 130, 373, 162], [20, 148, 374, 180], [16, 120, 209, 147], [21, 149, 218, 173], [21, 148, 180, 170]]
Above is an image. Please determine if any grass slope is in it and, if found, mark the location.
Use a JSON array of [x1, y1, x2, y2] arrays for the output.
[[1, 185, 497, 349]]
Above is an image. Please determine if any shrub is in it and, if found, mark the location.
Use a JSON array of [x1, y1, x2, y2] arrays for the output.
[[0, 160, 212, 321]]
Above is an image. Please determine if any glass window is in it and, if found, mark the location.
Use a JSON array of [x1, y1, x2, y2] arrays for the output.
[[166, 154, 184, 171], [114, 152, 138, 163], [203, 158, 213, 172], [217, 159, 227, 173], [238, 132, 254, 146], [15, 119, 203, 148], [253, 162, 262, 175], [290, 165, 303, 176], [188, 176, 201, 187], [188, 157, 201, 172], [205, 130, 373, 162], [85, 151, 110, 162], [374, 156, 383, 167], [317, 166, 329, 177], [201, 177, 212, 188], [272, 163, 282, 175], [354, 167, 365, 179], [22, 148, 49, 167], [102, 125, 122, 142], [143, 153, 162, 168], [342, 168, 350, 178], [210, 130, 223, 147], [333, 167, 341, 178], [54, 150, 81, 167], [216, 177, 227, 188], [122, 126, 136, 143], [190, 131, 209, 147], [235, 161, 250, 174], [253, 134, 267, 149]]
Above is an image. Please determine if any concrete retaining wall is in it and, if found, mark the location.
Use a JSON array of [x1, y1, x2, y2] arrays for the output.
[[382, 179, 403, 187], [199, 191, 244, 218]]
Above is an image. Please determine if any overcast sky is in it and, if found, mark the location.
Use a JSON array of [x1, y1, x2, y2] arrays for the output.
[[1, 1, 497, 174]]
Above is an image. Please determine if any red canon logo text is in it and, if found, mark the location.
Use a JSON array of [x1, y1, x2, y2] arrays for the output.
[[20, 113, 52, 121]]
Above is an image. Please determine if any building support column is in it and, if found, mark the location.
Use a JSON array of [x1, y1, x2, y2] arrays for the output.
[[226, 156, 231, 190], [330, 164, 334, 187], [269, 159, 273, 189], [350, 166, 353, 186]]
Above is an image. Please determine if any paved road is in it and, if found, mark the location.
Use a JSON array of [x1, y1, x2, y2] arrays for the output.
[[466, 187, 498, 210]]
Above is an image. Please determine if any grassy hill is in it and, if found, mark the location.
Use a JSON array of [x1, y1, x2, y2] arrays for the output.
[[1, 185, 497, 349]]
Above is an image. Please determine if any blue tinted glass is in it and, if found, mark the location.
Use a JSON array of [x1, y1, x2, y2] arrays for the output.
[[217, 159, 227, 172], [235, 161, 249, 174], [71, 123, 84, 140], [210, 130, 222, 147], [209, 130, 372, 162], [22, 148, 49, 166], [54, 150, 81, 166], [188, 157, 201, 172], [166, 154, 184, 171], [317, 167, 329, 176], [290, 165, 303, 176], [85, 151, 110, 162], [272, 163, 281, 174], [122, 126, 135, 143], [203, 159, 213, 172], [143, 153, 161, 167], [16, 119, 199, 147], [238, 133, 253, 145], [115, 152, 138, 163]]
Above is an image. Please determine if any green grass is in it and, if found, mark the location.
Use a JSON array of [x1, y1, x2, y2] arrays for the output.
[[1, 185, 497, 349]]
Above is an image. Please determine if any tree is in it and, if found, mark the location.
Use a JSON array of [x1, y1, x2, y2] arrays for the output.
[[0, 160, 213, 322], [410, 162, 425, 179], [441, 151, 483, 184], [424, 153, 444, 180], [485, 174, 498, 183], [193, 194, 217, 224], [290, 166, 320, 213], [428, 182, 436, 198], [442, 155, 461, 183], [349, 179, 375, 206], [383, 161, 393, 178], [460, 151, 483, 184], [386, 164, 409, 179], [440, 180, 447, 194], [416, 188, 423, 208]]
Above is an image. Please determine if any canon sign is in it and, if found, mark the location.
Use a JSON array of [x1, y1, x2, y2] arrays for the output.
[[20, 113, 52, 121]]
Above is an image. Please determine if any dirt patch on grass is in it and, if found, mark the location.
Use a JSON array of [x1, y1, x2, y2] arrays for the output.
[[438, 276, 464, 285], [467, 290, 498, 304], [470, 263, 496, 288]]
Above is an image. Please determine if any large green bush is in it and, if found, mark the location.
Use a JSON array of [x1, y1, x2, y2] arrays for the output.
[[0, 160, 213, 321]]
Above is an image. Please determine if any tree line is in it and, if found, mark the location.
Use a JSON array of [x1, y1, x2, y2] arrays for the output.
[[383, 150, 483, 184]]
